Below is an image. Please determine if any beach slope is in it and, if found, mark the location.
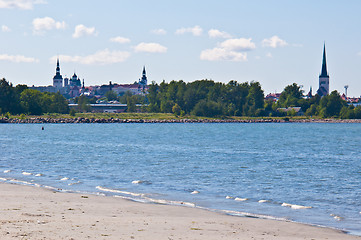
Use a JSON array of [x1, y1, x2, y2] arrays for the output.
[[0, 183, 359, 240]]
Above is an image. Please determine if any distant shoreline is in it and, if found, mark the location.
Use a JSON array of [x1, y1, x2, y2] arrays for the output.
[[1, 117, 361, 124]]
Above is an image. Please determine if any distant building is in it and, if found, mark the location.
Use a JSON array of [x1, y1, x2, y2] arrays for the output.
[[317, 43, 329, 97], [265, 93, 281, 102]]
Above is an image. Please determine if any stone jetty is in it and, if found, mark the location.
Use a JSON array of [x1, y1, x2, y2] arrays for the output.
[[1, 117, 360, 124]]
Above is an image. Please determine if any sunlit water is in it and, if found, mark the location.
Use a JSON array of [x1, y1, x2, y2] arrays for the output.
[[0, 123, 360, 235]]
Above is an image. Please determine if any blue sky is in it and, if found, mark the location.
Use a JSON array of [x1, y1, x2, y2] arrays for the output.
[[1, 0, 361, 96]]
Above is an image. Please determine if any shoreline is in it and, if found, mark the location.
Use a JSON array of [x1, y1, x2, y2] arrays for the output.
[[1, 117, 361, 123], [0, 182, 359, 239]]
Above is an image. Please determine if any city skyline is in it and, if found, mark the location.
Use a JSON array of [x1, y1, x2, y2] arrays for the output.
[[1, 0, 361, 96]]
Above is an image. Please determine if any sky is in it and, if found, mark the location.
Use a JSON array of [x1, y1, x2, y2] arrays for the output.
[[0, 0, 361, 97]]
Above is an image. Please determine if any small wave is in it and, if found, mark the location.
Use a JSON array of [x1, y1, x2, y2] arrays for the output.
[[235, 197, 248, 201], [0, 177, 7, 181], [281, 203, 312, 209], [132, 180, 143, 184], [35, 173, 43, 177], [144, 197, 196, 207], [96, 186, 143, 197], [10, 179, 34, 185], [68, 181, 81, 186], [22, 172, 32, 176], [258, 200, 269, 203], [191, 190, 199, 194], [226, 196, 234, 199], [3, 170, 11, 173], [222, 209, 288, 221], [131, 180, 151, 185], [330, 214, 343, 221], [60, 177, 69, 181], [43, 185, 62, 191]]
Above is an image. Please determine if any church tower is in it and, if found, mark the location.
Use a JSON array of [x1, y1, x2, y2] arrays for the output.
[[139, 66, 148, 86], [53, 58, 63, 90], [317, 43, 329, 96]]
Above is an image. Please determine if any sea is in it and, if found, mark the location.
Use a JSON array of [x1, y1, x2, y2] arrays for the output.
[[0, 123, 360, 235]]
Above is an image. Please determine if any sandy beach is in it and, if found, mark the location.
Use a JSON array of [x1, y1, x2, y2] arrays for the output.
[[0, 183, 359, 240]]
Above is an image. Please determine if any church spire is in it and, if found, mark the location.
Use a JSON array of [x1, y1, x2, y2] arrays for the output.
[[142, 66, 146, 76], [320, 43, 328, 78], [56, 58, 60, 74]]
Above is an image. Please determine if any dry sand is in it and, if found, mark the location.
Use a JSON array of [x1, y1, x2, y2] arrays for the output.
[[0, 183, 359, 240]]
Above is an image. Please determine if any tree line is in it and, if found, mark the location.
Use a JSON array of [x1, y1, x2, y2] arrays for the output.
[[145, 80, 361, 118], [0, 78, 69, 115], [1, 77, 361, 118]]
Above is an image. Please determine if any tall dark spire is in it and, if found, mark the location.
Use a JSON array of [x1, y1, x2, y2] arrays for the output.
[[142, 66, 146, 76], [320, 43, 328, 78], [56, 58, 60, 74]]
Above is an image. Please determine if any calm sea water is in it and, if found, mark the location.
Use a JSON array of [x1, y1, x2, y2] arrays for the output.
[[0, 123, 360, 235]]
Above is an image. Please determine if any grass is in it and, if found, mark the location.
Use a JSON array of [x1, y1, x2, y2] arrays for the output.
[[1, 112, 322, 121]]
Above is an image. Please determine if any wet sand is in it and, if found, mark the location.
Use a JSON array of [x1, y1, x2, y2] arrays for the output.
[[0, 183, 359, 240]]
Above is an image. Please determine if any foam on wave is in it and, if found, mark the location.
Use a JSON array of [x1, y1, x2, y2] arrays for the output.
[[235, 197, 248, 201], [281, 203, 312, 209], [96, 186, 144, 197], [222, 209, 288, 221]]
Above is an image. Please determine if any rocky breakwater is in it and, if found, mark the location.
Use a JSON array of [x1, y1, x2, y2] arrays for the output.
[[0, 117, 288, 124], [1, 117, 360, 124]]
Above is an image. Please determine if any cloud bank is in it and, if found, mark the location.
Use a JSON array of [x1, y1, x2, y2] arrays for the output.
[[175, 25, 203, 36], [134, 42, 167, 53], [208, 29, 231, 38], [151, 29, 167, 35], [262, 36, 288, 48], [0, 0, 46, 10], [52, 49, 130, 65], [32, 17, 65, 34], [1, 25, 11, 32], [110, 36, 130, 44], [72, 24, 97, 38], [0, 54, 39, 63], [200, 38, 255, 61]]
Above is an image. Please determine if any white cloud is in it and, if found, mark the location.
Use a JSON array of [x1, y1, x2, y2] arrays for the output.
[[51, 49, 130, 65], [0, 54, 39, 63], [262, 35, 288, 48], [200, 48, 247, 61], [200, 38, 255, 62], [220, 38, 256, 51], [32, 17, 65, 34], [72, 24, 97, 38], [110, 36, 130, 44], [151, 29, 167, 35], [266, 52, 273, 58], [0, 0, 46, 10], [208, 29, 231, 39], [175, 25, 202, 36], [1, 25, 11, 32], [134, 42, 167, 53]]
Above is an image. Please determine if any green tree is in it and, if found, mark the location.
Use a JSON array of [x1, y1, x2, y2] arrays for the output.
[[127, 95, 137, 112], [0, 78, 20, 114], [319, 90, 346, 117], [172, 103, 181, 116], [278, 83, 304, 107], [105, 90, 118, 101], [77, 95, 90, 112], [20, 89, 43, 115]]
